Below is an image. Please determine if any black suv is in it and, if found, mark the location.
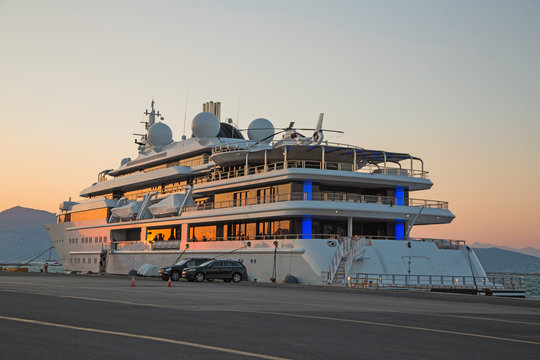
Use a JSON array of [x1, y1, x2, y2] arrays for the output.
[[182, 259, 248, 283], [158, 258, 212, 281]]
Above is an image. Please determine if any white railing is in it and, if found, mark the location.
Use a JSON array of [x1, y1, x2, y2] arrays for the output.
[[346, 273, 526, 291], [182, 192, 448, 214], [328, 236, 367, 283], [328, 239, 347, 282]]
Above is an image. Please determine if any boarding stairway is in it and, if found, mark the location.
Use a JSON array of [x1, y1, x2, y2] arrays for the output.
[[328, 236, 367, 284]]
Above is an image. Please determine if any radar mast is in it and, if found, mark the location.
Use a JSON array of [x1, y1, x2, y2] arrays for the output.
[[144, 99, 162, 130]]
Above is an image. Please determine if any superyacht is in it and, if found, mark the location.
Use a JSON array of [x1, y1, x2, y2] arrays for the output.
[[45, 100, 514, 292]]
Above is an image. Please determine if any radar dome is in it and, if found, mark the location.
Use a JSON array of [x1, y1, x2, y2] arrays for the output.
[[248, 118, 274, 143], [147, 122, 173, 148], [192, 112, 220, 139]]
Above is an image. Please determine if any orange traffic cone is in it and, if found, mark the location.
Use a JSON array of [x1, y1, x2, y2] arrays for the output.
[[130, 276, 135, 287], [167, 277, 172, 287]]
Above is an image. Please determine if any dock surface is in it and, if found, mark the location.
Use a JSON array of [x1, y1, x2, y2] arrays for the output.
[[1, 272, 539, 359]]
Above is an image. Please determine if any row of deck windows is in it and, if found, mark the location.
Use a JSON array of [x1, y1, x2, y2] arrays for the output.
[[70, 257, 98, 264], [68, 236, 107, 244]]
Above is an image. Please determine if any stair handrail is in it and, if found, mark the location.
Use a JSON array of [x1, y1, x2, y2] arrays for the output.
[[329, 236, 367, 283], [329, 239, 346, 282], [341, 236, 366, 282]]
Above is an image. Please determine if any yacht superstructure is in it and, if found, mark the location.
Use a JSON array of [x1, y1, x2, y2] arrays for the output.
[[45, 100, 488, 286]]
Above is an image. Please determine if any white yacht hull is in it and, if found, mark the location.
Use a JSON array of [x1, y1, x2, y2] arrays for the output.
[[45, 222, 486, 285]]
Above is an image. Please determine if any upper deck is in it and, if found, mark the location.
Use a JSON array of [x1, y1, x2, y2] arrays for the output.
[[81, 139, 431, 199]]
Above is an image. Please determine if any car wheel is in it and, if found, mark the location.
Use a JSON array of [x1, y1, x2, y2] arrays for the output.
[[206, 278, 214, 282], [170, 271, 181, 281], [195, 272, 205, 282], [232, 272, 242, 283]]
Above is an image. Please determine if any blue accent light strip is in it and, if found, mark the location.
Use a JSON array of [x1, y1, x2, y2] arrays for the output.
[[395, 186, 404, 206], [303, 180, 312, 201], [395, 186, 405, 240], [302, 180, 313, 239], [302, 216, 312, 239], [395, 220, 405, 240]]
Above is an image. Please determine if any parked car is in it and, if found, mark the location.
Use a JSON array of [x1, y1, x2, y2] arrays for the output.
[[182, 259, 248, 283], [158, 258, 213, 281]]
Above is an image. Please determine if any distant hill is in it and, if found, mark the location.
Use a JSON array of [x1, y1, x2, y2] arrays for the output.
[[473, 247, 540, 274], [0, 206, 58, 263], [471, 242, 540, 258]]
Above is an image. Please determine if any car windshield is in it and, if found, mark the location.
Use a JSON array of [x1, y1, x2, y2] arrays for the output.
[[174, 259, 189, 266], [199, 260, 214, 267]]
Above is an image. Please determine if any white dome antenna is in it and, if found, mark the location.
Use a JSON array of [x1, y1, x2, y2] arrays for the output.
[[192, 112, 220, 141], [248, 118, 275, 143], [147, 122, 173, 151]]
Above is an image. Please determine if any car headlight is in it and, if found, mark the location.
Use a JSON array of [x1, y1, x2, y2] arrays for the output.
[[165, 267, 171, 271]]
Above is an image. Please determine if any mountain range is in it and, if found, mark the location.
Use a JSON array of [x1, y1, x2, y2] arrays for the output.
[[0, 206, 58, 263], [471, 241, 540, 258], [473, 248, 540, 274]]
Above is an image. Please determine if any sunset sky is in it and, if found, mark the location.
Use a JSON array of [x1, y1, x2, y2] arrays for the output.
[[1, 0, 539, 248]]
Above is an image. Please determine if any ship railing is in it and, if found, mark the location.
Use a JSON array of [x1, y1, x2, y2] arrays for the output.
[[182, 192, 448, 213], [211, 142, 253, 154], [151, 240, 181, 250], [123, 158, 430, 201], [183, 233, 339, 243], [328, 236, 367, 283], [361, 236, 465, 249], [202, 160, 428, 180], [485, 274, 527, 290], [345, 273, 525, 290], [149, 234, 339, 250], [328, 239, 347, 282], [212, 140, 362, 154]]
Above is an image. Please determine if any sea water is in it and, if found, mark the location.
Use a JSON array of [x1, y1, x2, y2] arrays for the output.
[[525, 275, 540, 299]]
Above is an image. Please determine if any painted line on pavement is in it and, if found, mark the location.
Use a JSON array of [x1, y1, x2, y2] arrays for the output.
[[0, 315, 289, 360], [1, 288, 539, 346]]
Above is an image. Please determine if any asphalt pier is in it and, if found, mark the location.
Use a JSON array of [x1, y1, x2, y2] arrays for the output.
[[0, 272, 539, 359]]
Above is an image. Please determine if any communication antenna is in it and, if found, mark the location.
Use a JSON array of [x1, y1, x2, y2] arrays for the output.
[[183, 88, 189, 138], [236, 94, 241, 128]]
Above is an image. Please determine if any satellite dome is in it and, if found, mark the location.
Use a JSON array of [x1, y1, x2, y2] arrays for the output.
[[147, 122, 173, 148], [192, 112, 220, 139], [248, 118, 274, 143]]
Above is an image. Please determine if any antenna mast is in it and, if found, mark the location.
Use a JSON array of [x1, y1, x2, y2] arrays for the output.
[[183, 89, 189, 138], [144, 99, 161, 130], [236, 94, 241, 128]]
